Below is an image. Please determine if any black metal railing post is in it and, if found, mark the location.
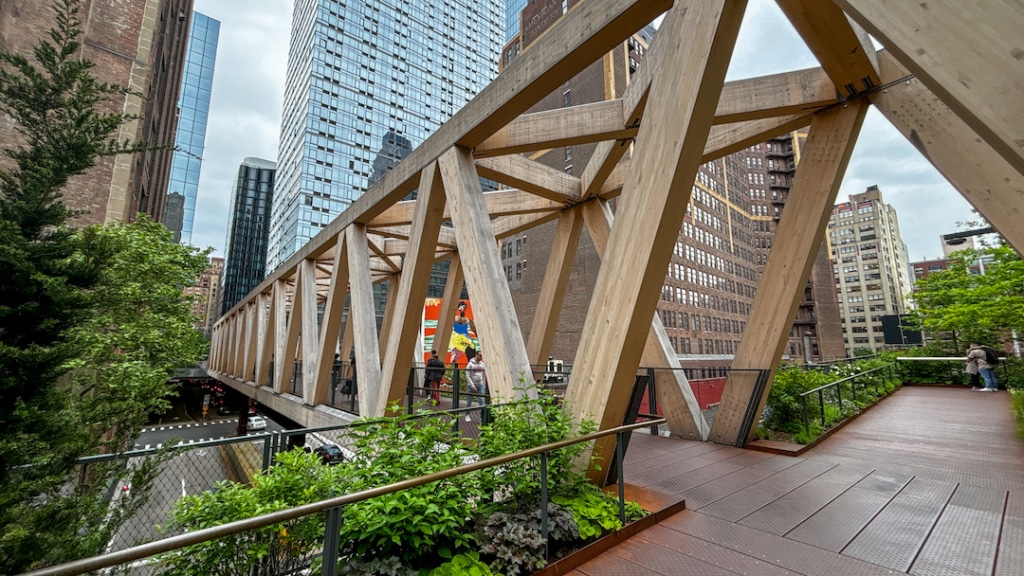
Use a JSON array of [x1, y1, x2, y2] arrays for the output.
[[540, 451, 549, 560], [801, 395, 809, 435], [818, 389, 826, 429], [647, 367, 659, 435], [406, 367, 415, 415], [261, 434, 272, 471], [616, 431, 626, 525], [322, 506, 343, 576]]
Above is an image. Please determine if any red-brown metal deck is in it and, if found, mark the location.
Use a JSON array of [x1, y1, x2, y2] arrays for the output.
[[573, 386, 1024, 576]]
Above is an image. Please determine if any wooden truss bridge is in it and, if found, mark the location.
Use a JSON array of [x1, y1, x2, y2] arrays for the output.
[[209, 0, 1024, 477]]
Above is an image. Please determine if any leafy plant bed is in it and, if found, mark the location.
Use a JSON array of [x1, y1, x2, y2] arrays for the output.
[[752, 388, 891, 454], [158, 389, 654, 576]]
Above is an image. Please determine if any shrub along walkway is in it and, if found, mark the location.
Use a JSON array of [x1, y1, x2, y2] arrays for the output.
[[570, 385, 1023, 576]]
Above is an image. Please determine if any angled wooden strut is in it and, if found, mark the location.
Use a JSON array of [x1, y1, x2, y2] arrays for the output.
[[347, 224, 382, 416], [870, 50, 1024, 254], [710, 99, 869, 447], [311, 233, 348, 406], [435, 254, 465, 364], [376, 162, 447, 415], [834, 0, 1024, 176], [580, 199, 709, 441], [567, 0, 748, 481], [439, 146, 534, 401], [525, 207, 584, 365]]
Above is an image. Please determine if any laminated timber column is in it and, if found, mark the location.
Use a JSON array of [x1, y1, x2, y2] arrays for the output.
[[275, 274, 299, 395], [270, 279, 288, 393], [242, 301, 258, 383], [566, 0, 747, 480], [298, 259, 320, 401], [375, 163, 447, 415], [377, 273, 400, 358], [435, 254, 465, 362], [834, 0, 1024, 175], [870, 50, 1024, 254], [255, 291, 273, 388], [525, 207, 584, 365], [312, 233, 349, 406], [709, 100, 869, 447], [439, 146, 533, 401], [231, 313, 244, 378], [580, 199, 708, 441], [346, 224, 383, 416]]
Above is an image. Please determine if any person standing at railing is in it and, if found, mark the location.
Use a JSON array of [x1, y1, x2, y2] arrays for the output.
[[466, 352, 487, 407], [965, 353, 981, 389], [967, 342, 999, 391]]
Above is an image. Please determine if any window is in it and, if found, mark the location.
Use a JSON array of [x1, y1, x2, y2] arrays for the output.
[[515, 262, 521, 280], [562, 90, 571, 107], [565, 147, 572, 161]]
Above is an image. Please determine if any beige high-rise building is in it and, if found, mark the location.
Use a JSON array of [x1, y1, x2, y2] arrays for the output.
[[828, 186, 913, 355], [186, 256, 223, 337]]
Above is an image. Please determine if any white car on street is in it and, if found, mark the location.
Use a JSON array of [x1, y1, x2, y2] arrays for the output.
[[247, 415, 267, 431]]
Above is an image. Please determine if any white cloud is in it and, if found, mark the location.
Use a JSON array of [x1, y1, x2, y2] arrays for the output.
[[186, 0, 974, 263]]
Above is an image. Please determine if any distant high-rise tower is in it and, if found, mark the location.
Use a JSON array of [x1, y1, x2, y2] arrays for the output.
[[222, 158, 276, 315], [0, 0, 193, 227], [829, 185, 913, 355], [164, 11, 220, 244], [267, 0, 504, 271], [185, 256, 223, 336]]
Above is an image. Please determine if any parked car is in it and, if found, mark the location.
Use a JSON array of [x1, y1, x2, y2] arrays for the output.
[[246, 415, 267, 431], [313, 444, 345, 465]]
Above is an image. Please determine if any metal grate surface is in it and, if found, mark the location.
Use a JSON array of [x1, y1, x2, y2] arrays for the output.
[[575, 550, 665, 575], [612, 537, 745, 576], [996, 489, 1024, 576], [739, 464, 873, 535], [910, 483, 1006, 576], [842, 476, 956, 571], [635, 524, 796, 575], [697, 459, 836, 522], [787, 471, 912, 551]]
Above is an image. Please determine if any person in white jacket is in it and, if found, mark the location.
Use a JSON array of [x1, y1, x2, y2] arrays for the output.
[[466, 352, 487, 406]]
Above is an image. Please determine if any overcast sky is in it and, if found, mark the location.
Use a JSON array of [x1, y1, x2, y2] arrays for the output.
[[189, 0, 972, 263]]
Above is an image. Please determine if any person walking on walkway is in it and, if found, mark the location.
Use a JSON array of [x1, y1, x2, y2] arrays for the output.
[[466, 352, 487, 407], [426, 350, 445, 405], [967, 342, 999, 391]]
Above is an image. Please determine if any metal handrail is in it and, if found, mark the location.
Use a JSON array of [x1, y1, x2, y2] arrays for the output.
[[25, 418, 666, 576], [798, 363, 896, 434]]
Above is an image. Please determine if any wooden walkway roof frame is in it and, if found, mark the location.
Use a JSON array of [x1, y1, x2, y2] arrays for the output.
[[209, 0, 1024, 474]]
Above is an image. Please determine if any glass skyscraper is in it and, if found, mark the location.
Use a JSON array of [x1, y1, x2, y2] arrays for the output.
[[222, 158, 277, 316], [505, 0, 528, 41], [267, 0, 504, 271], [164, 11, 219, 244]]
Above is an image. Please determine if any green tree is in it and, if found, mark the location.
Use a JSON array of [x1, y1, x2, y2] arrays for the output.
[[0, 1, 203, 570], [909, 245, 1024, 353]]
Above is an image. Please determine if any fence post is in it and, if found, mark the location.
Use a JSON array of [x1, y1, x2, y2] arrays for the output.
[[801, 395, 809, 435], [851, 375, 858, 403], [616, 431, 626, 525], [818, 389, 826, 429], [322, 506, 343, 576], [262, 434, 272, 471], [647, 367, 659, 435], [540, 451, 549, 560], [406, 367, 415, 415]]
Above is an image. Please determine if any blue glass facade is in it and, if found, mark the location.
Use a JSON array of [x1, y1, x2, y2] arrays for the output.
[[267, 0, 504, 270], [164, 12, 219, 244], [505, 0, 528, 41]]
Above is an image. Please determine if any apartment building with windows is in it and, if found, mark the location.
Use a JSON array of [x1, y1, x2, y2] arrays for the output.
[[829, 186, 913, 355]]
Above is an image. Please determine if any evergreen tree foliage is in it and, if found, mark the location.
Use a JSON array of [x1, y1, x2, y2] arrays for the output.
[[0, 1, 208, 570]]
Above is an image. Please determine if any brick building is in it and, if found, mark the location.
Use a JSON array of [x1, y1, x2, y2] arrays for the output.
[[186, 256, 223, 337], [0, 0, 193, 227], [499, 0, 845, 371]]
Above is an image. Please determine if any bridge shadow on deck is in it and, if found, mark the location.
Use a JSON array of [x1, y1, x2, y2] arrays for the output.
[[574, 386, 1024, 576]]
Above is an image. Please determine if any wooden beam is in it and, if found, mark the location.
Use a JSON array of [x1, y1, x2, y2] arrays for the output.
[[298, 259, 320, 401], [255, 291, 272, 388], [710, 100, 869, 447], [368, 225, 458, 249], [776, 0, 879, 97], [703, 114, 813, 163], [714, 67, 836, 124], [367, 234, 401, 272], [580, 199, 709, 441], [474, 155, 581, 204], [526, 207, 585, 364], [273, 278, 292, 394], [377, 272, 400, 358], [475, 100, 634, 157], [870, 50, 1024, 254], [566, 0, 747, 481], [439, 146, 534, 402], [834, 0, 1024, 175], [376, 163, 448, 415], [369, 189, 566, 228], [347, 224, 382, 416], [312, 233, 348, 406], [492, 210, 562, 241], [242, 302, 257, 383]]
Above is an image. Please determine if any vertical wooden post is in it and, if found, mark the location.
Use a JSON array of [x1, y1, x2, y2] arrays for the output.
[[312, 233, 349, 406], [347, 224, 383, 415]]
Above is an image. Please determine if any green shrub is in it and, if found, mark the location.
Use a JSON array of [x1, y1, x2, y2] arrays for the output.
[[477, 501, 576, 576], [428, 552, 501, 576], [550, 486, 623, 540], [1012, 390, 1024, 439]]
